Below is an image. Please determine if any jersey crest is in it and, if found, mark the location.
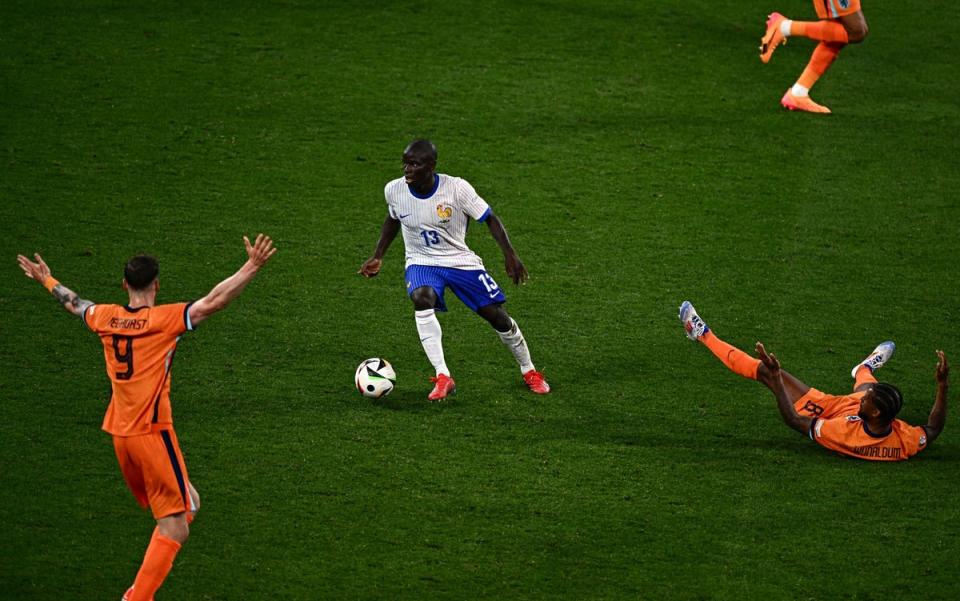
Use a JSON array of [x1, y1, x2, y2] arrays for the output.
[[436, 204, 453, 223]]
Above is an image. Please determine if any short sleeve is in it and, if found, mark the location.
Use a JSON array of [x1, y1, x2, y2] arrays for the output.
[[83, 304, 104, 333], [155, 303, 192, 335], [910, 425, 928, 455], [455, 178, 491, 222], [384, 183, 398, 219]]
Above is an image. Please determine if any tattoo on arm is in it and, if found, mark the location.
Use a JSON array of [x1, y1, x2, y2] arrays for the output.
[[74, 298, 94, 316], [52, 284, 93, 317], [51, 284, 74, 306]]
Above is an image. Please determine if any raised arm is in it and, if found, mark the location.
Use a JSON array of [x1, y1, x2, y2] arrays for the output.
[[924, 350, 949, 444], [485, 211, 528, 285], [17, 253, 94, 318], [756, 341, 813, 435], [188, 234, 277, 327], [358, 214, 400, 278]]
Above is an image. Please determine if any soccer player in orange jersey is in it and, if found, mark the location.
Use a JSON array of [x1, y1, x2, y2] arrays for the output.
[[17, 234, 277, 601], [679, 302, 949, 461], [759, 1, 869, 113]]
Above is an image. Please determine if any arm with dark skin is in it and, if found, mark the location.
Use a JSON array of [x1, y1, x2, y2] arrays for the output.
[[924, 350, 949, 444], [485, 211, 528, 285], [358, 215, 401, 278], [16, 253, 94, 317], [756, 341, 814, 435]]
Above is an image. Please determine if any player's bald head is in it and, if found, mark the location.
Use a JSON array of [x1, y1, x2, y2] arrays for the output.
[[404, 139, 437, 164]]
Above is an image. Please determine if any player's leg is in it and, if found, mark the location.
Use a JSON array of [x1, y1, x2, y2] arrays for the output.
[[128, 515, 187, 601], [781, 41, 843, 113], [126, 431, 193, 601], [475, 302, 550, 393], [772, 3, 865, 113], [453, 269, 549, 393], [784, 0, 862, 44], [410, 285, 450, 377], [679, 301, 811, 401], [405, 266, 456, 399], [838, 10, 868, 43], [851, 341, 895, 391]]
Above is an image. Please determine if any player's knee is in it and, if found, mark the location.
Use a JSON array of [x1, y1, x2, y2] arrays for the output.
[[158, 514, 190, 544], [479, 305, 511, 331], [410, 287, 437, 310], [844, 17, 868, 43]]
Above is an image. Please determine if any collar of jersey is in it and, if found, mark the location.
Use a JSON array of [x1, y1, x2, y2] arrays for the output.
[[862, 421, 893, 439], [408, 174, 440, 199], [124, 305, 150, 313]]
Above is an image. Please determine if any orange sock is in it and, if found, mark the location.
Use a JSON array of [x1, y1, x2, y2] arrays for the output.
[[131, 528, 181, 601], [790, 20, 849, 43], [854, 365, 878, 390], [700, 331, 760, 380], [797, 42, 843, 89]]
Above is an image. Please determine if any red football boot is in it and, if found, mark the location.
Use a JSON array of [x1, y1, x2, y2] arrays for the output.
[[523, 370, 551, 394], [428, 374, 456, 401]]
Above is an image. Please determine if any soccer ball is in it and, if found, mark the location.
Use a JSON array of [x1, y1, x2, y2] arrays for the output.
[[355, 358, 396, 398]]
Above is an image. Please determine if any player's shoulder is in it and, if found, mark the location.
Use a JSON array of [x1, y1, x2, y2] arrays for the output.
[[440, 173, 469, 189], [87, 303, 122, 318], [384, 177, 406, 197], [154, 301, 188, 312]]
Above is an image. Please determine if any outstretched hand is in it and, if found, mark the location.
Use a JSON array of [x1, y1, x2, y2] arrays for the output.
[[935, 350, 949, 384], [17, 253, 51, 284], [358, 257, 382, 278], [244, 234, 278, 267], [755, 341, 781, 374]]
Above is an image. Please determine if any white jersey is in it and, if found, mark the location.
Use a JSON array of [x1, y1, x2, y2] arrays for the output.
[[384, 174, 492, 269]]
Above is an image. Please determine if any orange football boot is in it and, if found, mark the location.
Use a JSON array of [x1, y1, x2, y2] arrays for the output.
[[760, 12, 787, 63], [781, 89, 831, 114], [428, 374, 456, 401]]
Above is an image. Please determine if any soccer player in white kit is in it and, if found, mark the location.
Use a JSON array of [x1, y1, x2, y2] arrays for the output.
[[359, 139, 550, 400]]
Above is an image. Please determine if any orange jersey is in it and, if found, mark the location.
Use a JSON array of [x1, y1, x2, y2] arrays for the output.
[[794, 389, 928, 461], [84, 303, 193, 436]]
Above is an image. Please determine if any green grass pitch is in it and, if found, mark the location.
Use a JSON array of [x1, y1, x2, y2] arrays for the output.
[[2, 0, 959, 599]]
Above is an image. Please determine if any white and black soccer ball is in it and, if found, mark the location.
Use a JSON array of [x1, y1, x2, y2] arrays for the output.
[[355, 358, 396, 398]]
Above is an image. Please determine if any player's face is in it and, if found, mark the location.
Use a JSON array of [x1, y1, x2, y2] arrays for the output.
[[858, 390, 879, 420], [402, 150, 435, 187]]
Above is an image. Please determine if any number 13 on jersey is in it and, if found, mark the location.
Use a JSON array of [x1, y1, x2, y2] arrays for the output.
[[420, 230, 441, 246]]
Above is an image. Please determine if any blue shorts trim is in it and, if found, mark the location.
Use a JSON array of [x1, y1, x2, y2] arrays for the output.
[[405, 265, 507, 312]]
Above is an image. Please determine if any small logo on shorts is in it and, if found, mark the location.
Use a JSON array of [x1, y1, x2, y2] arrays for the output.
[[436, 204, 453, 223], [839, 0, 849, 8], [406, 281, 412, 289]]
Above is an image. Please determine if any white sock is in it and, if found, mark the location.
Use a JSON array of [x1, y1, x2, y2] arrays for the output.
[[791, 83, 810, 97], [781, 19, 792, 37], [497, 318, 534, 374], [415, 309, 449, 376]]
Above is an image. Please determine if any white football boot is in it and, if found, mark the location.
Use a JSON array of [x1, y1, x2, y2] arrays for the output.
[[679, 301, 709, 341], [851, 341, 896, 378]]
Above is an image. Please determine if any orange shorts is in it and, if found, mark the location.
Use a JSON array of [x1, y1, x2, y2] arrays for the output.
[[113, 428, 192, 519], [814, 0, 862, 19], [793, 388, 862, 420]]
